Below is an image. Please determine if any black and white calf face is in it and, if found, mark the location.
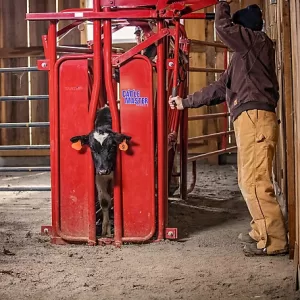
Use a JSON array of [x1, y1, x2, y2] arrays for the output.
[[71, 129, 131, 175], [90, 129, 120, 175], [71, 106, 131, 176]]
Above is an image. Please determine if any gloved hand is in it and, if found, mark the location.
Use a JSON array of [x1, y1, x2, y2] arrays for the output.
[[169, 96, 184, 110]]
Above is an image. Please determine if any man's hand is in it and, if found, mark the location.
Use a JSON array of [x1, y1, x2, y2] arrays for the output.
[[169, 96, 184, 110]]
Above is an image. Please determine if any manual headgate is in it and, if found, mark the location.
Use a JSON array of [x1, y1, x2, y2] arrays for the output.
[[26, 0, 218, 246]]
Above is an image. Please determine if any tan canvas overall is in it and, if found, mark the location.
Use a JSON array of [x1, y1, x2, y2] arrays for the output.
[[233, 109, 288, 254]]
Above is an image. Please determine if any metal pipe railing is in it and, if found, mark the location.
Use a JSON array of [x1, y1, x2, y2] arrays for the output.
[[0, 122, 49, 128], [0, 167, 50, 172], [0, 145, 50, 150], [0, 67, 39, 73], [189, 67, 224, 73], [185, 46, 234, 195], [0, 62, 50, 193], [222, 48, 229, 149], [0, 95, 48, 101], [188, 112, 229, 121], [190, 39, 228, 49], [188, 130, 234, 142], [187, 146, 237, 162], [0, 186, 51, 192]]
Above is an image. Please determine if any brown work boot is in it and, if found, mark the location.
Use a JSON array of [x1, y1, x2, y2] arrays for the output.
[[238, 232, 256, 244], [243, 243, 288, 257]]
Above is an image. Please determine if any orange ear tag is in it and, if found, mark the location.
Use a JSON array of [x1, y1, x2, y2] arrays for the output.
[[71, 140, 82, 151], [119, 139, 128, 151]]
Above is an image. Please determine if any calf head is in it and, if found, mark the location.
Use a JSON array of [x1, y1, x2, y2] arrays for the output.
[[71, 128, 131, 176]]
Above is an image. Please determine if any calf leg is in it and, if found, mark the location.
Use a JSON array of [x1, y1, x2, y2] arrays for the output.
[[96, 174, 112, 237], [101, 198, 111, 237]]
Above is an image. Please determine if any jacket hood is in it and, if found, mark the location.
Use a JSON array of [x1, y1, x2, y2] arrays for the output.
[[232, 4, 263, 31]]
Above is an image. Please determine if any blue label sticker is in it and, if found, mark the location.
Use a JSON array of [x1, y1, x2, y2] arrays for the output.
[[121, 89, 149, 107]]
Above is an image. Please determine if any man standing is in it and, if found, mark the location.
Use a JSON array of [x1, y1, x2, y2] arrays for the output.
[[169, 0, 288, 256]]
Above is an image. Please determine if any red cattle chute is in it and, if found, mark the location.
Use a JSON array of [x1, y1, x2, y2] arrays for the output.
[[28, 0, 218, 246]]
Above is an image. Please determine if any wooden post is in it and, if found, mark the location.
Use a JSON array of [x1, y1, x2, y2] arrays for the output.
[[282, 0, 295, 259]]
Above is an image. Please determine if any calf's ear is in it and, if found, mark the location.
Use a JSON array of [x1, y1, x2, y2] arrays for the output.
[[112, 132, 132, 144], [70, 134, 90, 145]]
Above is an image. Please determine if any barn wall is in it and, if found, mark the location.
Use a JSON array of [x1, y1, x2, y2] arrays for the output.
[[289, 0, 300, 275], [0, 0, 80, 157], [0, 1, 29, 149], [262, 0, 296, 259]]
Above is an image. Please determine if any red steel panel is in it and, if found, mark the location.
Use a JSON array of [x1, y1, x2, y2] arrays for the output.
[[100, 0, 157, 6], [58, 59, 91, 238], [120, 56, 155, 239]]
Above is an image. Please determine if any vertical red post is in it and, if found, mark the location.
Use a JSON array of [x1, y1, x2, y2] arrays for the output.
[[172, 21, 180, 97], [157, 20, 167, 240], [48, 21, 59, 239], [103, 8, 123, 247], [86, 0, 102, 246], [93, 0, 100, 11], [180, 62, 189, 201], [221, 48, 228, 150], [180, 109, 188, 200]]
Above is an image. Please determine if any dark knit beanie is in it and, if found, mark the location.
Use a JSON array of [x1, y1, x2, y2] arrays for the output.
[[232, 4, 263, 31]]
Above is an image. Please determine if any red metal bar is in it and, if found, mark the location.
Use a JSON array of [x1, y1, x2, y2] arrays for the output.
[[188, 130, 234, 142], [187, 146, 237, 162], [49, 22, 59, 241], [57, 20, 83, 37], [112, 29, 170, 66], [94, 0, 100, 11], [99, 0, 214, 6], [221, 48, 228, 150], [103, 8, 123, 247], [180, 32, 189, 201], [181, 0, 217, 14], [26, 11, 212, 21], [172, 21, 180, 97], [100, 0, 156, 6], [188, 112, 229, 121], [56, 46, 93, 54], [87, 4, 102, 246], [26, 11, 155, 20], [156, 20, 167, 241], [180, 109, 188, 200], [156, 0, 168, 10], [42, 35, 49, 60]]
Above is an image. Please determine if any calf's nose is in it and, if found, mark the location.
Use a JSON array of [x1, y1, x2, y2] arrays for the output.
[[98, 169, 109, 175]]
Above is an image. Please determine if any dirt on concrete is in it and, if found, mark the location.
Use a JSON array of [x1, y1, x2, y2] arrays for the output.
[[0, 164, 299, 300]]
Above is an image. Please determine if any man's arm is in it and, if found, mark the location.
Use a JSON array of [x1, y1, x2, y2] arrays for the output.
[[215, 2, 254, 53], [182, 71, 227, 108]]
